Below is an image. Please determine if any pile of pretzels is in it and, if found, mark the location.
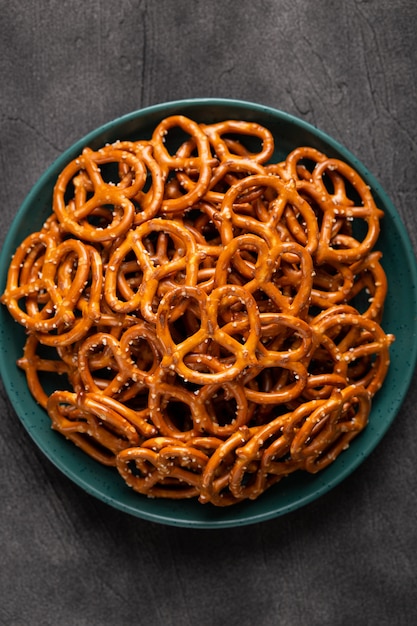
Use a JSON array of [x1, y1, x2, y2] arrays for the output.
[[1, 115, 394, 506]]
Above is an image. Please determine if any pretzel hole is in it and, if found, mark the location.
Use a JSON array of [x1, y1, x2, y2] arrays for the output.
[[261, 430, 296, 465], [295, 157, 321, 180], [52, 397, 88, 423], [250, 289, 275, 314], [283, 205, 309, 245], [230, 248, 260, 281], [160, 398, 194, 433], [125, 336, 158, 372], [95, 419, 130, 442], [264, 328, 306, 357], [307, 412, 333, 441], [308, 343, 340, 378], [159, 232, 187, 262], [304, 159, 363, 210], [146, 231, 187, 266], [64, 176, 88, 204], [199, 338, 236, 363], [166, 306, 201, 347], [90, 370, 122, 393], [14, 293, 43, 317], [249, 365, 295, 393], [345, 353, 378, 388], [233, 184, 266, 207], [232, 466, 260, 494], [83, 204, 125, 229], [164, 126, 195, 157], [184, 207, 222, 246], [141, 168, 154, 194], [331, 172, 362, 208], [349, 279, 375, 315], [313, 263, 348, 292], [304, 432, 349, 473], [229, 455, 269, 500], [159, 449, 206, 475], [80, 344, 118, 388], [272, 262, 304, 301], [216, 294, 251, 328], [181, 353, 221, 378], [331, 224, 368, 252], [121, 387, 150, 410], [99, 161, 132, 187], [212, 330, 250, 364], [214, 175, 263, 203], [116, 259, 144, 297], [216, 134, 266, 162], [203, 389, 239, 428], [124, 457, 155, 479], [35, 340, 64, 362]]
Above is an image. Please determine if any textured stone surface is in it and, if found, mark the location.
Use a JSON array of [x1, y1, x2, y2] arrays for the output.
[[1, 2, 417, 624]]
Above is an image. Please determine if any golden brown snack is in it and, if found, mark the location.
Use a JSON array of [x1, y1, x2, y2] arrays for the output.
[[0, 115, 394, 506]]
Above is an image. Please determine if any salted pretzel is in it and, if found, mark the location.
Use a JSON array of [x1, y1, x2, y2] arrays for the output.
[[0, 114, 395, 507]]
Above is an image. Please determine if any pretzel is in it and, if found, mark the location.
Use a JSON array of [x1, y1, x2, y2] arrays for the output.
[[47, 389, 154, 466], [53, 145, 147, 242], [104, 217, 201, 323], [1, 114, 395, 507], [116, 436, 223, 499], [151, 115, 216, 213]]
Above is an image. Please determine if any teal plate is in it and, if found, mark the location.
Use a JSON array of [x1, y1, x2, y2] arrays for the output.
[[1, 99, 417, 528]]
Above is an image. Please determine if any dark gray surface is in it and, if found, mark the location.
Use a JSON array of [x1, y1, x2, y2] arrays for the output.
[[1, 2, 417, 625]]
